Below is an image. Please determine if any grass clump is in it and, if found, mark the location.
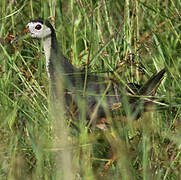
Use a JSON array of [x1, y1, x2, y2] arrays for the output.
[[0, 0, 181, 179]]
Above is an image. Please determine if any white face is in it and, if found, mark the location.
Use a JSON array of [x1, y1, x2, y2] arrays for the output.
[[26, 22, 51, 39]]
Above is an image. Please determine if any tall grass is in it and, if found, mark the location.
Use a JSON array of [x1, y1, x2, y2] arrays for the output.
[[0, 0, 181, 179]]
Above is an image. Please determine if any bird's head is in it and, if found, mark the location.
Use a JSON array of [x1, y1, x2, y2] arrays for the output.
[[25, 18, 55, 39]]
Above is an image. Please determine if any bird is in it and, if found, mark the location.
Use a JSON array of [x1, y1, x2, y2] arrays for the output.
[[24, 18, 166, 122]]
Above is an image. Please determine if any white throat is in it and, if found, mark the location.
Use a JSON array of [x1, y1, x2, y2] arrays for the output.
[[42, 37, 51, 78]]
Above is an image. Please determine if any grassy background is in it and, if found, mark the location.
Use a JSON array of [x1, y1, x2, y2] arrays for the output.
[[0, 0, 181, 179]]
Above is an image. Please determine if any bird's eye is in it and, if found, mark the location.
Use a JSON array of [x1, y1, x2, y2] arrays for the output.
[[35, 24, 42, 30]]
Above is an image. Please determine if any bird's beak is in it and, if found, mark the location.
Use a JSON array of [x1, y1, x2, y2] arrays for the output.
[[23, 26, 29, 34]]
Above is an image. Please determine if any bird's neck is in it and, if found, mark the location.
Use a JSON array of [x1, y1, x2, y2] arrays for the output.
[[42, 34, 79, 90], [42, 34, 78, 78]]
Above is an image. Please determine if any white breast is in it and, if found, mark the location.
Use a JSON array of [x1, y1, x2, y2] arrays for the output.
[[43, 37, 51, 78]]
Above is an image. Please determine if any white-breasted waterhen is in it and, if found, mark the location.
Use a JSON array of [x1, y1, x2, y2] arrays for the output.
[[25, 18, 166, 121]]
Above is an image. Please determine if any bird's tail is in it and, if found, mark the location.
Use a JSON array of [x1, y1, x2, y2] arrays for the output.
[[139, 68, 166, 96], [125, 68, 166, 119]]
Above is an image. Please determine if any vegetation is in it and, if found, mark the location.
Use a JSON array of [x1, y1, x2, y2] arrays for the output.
[[0, 0, 181, 179]]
